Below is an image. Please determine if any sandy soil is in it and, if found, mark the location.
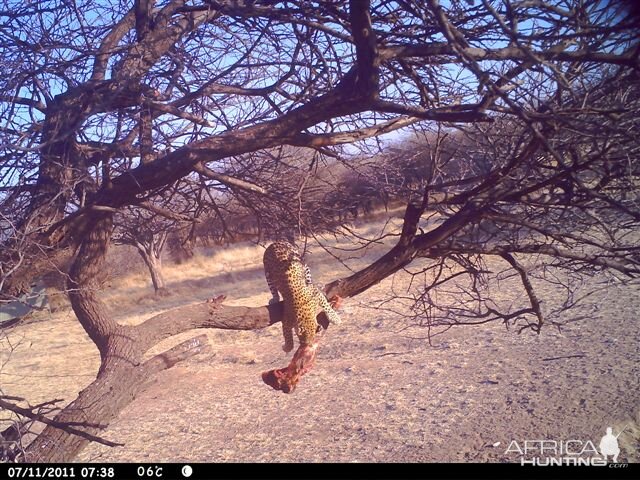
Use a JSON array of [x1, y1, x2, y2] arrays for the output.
[[1, 221, 639, 463]]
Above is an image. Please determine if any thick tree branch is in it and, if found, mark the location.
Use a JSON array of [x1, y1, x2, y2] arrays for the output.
[[137, 201, 192, 222], [193, 163, 269, 195], [349, 0, 379, 97], [371, 100, 492, 122], [142, 334, 212, 373], [90, 9, 136, 81], [0, 95, 46, 112], [379, 43, 640, 67], [137, 302, 281, 352], [290, 117, 420, 147]]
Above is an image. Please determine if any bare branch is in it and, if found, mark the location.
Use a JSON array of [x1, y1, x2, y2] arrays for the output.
[[193, 163, 269, 195], [0, 398, 124, 448], [500, 252, 545, 332]]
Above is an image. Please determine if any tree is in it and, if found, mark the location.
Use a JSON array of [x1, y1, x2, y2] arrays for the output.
[[115, 209, 171, 295], [0, 0, 639, 461], [113, 184, 199, 294]]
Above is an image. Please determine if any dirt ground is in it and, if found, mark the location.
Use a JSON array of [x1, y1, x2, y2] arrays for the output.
[[1, 222, 639, 463]]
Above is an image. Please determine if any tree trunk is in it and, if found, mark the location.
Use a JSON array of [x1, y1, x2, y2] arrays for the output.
[[139, 249, 167, 295], [23, 214, 211, 461], [135, 232, 169, 295], [24, 213, 139, 461], [148, 255, 166, 294]]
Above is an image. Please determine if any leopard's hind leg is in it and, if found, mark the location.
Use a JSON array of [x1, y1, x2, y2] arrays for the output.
[[265, 269, 281, 305]]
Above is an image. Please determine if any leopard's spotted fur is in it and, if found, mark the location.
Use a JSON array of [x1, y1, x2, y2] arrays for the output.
[[264, 241, 341, 353]]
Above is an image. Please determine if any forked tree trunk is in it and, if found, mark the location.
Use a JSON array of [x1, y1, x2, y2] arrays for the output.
[[23, 214, 236, 461], [133, 232, 168, 295], [24, 213, 143, 461], [138, 247, 166, 294]]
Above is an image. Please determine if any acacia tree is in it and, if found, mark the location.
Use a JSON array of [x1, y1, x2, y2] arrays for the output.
[[115, 209, 172, 294], [0, 0, 639, 461], [112, 177, 208, 294]]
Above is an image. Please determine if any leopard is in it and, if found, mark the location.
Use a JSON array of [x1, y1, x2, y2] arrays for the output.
[[261, 241, 342, 393], [263, 241, 341, 353]]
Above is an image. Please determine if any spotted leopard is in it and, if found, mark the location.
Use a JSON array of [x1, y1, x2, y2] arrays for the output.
[[263, 241, 341, 353]]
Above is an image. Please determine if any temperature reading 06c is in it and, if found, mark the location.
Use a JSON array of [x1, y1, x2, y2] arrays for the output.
[[137, 466, 163, 478]]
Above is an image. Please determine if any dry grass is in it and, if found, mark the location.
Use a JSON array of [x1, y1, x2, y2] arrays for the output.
[[1, 212, 638, 463]]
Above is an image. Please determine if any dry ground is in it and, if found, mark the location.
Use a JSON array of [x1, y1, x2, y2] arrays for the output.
[[1, 216, 639, 463]]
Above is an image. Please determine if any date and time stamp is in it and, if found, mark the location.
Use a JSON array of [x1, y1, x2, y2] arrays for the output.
[[4, 465, 193, 479]]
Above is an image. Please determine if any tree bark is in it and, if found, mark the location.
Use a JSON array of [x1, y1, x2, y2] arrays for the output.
[[138, 248, 167, 294], [23, 214, 213, 461], [24, 334, 211, 462], [134, 232, 169, 295]]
